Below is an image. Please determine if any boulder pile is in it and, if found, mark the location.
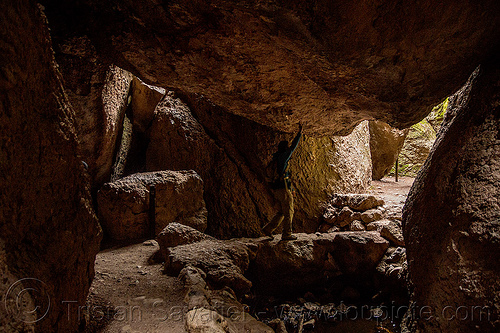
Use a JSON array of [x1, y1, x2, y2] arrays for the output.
[[319, 193, 404, 247], [157, 224, 397, 299], [320, 194, 385, 230]]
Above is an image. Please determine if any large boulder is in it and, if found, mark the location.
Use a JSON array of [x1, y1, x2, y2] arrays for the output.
[[114, 77, 166, 177], [328, 232, 390, 277], [250, 234, 330, 294], [146, 92, 270, 238], [147, 92, 372, 237], [129, 76, 165, 133], [0, 2, 101, 331], [396, 118, 437, 177], [289, 121, 373, 228], [97, 170, 207, 241], [54, 35, 133, 189], [369, 120, 408, 180], [403, 64, 500, 332], [157, 222, 215, 260], [44, 0, 500, 135], [125, 77, 164, 176], [155, 172, 208, 233], [85, 66, 132, 187], [163, 230, 389, 297]]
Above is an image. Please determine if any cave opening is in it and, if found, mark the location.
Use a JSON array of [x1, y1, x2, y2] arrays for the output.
[[2, 1, 499, 333]]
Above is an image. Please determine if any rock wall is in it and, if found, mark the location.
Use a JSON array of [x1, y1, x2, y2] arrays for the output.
[[146, 92, 372, 237], [0, 2, 101, 332], [381, 99, 446, 179], [402, 64, 500, 332], [146, 92, 267, 238], [2, 1, 500, 332], [42, 0, 500, 135]]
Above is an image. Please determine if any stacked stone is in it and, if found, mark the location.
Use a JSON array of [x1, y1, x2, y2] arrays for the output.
[[320, 194, 385, 231], [319, 194, 404, 247]]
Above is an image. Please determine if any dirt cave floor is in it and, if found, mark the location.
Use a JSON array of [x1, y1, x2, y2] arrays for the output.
[[85, 242, 187, 333], [367, 176, 415, 221], [85, 176, 414, 333]]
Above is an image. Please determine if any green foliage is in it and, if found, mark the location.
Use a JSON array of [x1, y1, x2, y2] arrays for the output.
[[410, 121, 427, 134], [389, 160, 422, 177], [426, 97, 449, 131], [388, 98, 448, 178], [408, 119, 436, 140], [432, 97, 449, 120]]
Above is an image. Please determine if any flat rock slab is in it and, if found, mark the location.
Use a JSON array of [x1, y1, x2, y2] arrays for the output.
[[252, 232, 389, 293], [329, 232, 390, 276], [380, 222, 405, 247]]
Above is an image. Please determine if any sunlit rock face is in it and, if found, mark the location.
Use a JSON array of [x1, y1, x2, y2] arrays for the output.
[[403, 64, 500, 332], [43, 0, 500, 135], [369, 120, 408, 180]]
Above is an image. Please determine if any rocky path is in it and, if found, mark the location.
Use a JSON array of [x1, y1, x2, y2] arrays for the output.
[[367, 177, 415, 221], [85, 242, 186, 333]]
